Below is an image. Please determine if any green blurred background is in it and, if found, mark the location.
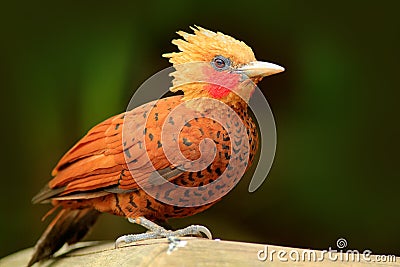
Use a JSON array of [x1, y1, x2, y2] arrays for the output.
[[1, 0, 399, 258]]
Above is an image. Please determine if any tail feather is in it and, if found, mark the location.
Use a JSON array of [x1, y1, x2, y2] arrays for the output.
[[28, 208, 100, 267]]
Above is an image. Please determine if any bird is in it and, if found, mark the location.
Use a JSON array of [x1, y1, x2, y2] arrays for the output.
[[28, 26, 284, 266]]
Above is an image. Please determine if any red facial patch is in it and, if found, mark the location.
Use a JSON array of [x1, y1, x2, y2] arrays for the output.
[[202, 66, 241, 99]]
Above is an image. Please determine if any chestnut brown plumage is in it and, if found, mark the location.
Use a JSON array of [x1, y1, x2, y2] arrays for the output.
[[28, 26, 284, 266]]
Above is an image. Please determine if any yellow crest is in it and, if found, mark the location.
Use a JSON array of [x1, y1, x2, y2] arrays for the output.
[[163, 26, 256, 67]]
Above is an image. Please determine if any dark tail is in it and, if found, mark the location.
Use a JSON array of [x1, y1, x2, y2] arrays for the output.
[[28, 208, 100, 267]]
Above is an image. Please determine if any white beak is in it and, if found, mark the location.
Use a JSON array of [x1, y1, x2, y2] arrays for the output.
[[237, 61, 285, 77]]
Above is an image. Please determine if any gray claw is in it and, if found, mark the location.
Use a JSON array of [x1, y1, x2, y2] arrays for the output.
[[115, 217, 213, 249], [115, 232, 160, 248], [194, 225, 213, 239], [169, 225, 213, 239], [115, 235, 127, 248]]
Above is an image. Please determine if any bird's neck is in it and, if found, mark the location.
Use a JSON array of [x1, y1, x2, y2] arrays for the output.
[[178, 91, 248, 113]]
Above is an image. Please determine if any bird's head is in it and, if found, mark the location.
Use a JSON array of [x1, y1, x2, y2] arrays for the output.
[[163, 26, 284, 109]]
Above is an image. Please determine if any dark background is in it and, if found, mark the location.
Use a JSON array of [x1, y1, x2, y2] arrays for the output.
[[1, 1, 399, 258]]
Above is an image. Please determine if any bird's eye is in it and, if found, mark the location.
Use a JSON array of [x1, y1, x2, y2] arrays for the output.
[[214, 58, 225, 68], [212, 56, 230, 71]]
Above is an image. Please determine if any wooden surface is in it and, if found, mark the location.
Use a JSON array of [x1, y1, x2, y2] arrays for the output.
[[1, 237, 398, 267]]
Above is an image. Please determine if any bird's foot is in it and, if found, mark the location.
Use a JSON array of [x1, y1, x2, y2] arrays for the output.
[[115, 216, 212, 248]]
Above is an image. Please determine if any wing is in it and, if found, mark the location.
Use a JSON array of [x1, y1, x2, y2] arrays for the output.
[[33, 96, 185, 204]]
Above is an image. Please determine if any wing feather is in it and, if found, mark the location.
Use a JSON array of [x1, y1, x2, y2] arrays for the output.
[[34, 96, 185, 203]]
